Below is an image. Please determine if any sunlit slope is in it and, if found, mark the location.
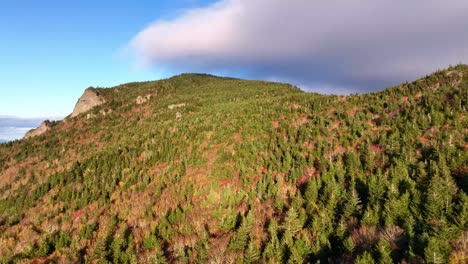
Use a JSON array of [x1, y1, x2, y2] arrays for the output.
[[0, 66, 467, 263]]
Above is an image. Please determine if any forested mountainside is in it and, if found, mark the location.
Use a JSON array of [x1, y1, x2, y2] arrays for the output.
[[0, 65, 467, 263]]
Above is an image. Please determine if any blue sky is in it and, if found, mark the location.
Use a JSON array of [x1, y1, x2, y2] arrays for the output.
[[0, 0, 215, 119], [1, 0, 467, 140]]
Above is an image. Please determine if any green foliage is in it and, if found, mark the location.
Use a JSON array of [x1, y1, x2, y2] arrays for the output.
[[195, 234, 209, 263], [80, 222, 98, 240], [263, 219, 284, 262], [244, 239, 261, 264], [229, 214, 253, 251], [376, 240, 394, 264], [281, 207, 303, 245], [424, 236, 451, 263], [355, 251, 376, 264], [0, 66, 467, 262]]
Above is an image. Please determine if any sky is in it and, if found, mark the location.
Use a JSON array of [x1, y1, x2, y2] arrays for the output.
[[1, 0, 467, 140]]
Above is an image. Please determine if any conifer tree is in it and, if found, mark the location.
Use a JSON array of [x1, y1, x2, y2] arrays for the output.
[[376, 239, 393, 264], [229, 213, 253, 251], [281, 207, 303, 245], [288, 238, 312, 263], [342, 181, 362, 219], [244, 238, 261, 264], [425, 169, 458, 221], [424, 237, 450, 264], [263, 219, 284, 262], [355, 251, 375, 264], [195, 235, 209, 263]]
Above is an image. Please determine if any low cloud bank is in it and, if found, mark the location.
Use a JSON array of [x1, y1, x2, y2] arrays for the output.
[[0, 116, 58, 141]]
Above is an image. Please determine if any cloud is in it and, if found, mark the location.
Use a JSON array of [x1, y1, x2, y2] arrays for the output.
[[129, 0, 468, 93], [0, 116, 56, 141], [0, 116, 44, 128], [0, 127, 32, 141]]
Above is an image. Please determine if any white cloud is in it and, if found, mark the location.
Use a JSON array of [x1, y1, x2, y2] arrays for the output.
[[128, 0, 468, 93], [0, 116, 57, 141], [0, 127, 32, 141]]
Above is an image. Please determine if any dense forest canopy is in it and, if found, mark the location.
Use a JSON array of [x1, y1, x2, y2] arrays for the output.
[[0, 65, 467, 263]]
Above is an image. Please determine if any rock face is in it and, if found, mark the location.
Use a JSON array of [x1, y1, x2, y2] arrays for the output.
[[70, 87, 105, 118], [24, 120, 52, 139]]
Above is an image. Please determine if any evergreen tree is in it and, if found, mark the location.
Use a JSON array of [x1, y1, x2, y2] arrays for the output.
[[376, 239, 393, 264], [263, 219, 284, 262], [341, 181, 362, 219], [425, 169, 458, 221], [355, 251, 375, 264], [281, 207, 303, 245], [244, 238, 261, 264], [424, 237, 450, 264], [229, 214, 253, 251]]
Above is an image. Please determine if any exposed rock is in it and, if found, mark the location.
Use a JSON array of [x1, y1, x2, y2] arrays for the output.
[[85, 109, 112, 120], [99, 109, 113, 116], [70, 87, 105, 118], [24, 120, 53, 139], [176, 112, 182, 120], [445, 70, 464, 85], [86, 113, 96, 120], [168, 103, 186, 110], [136, 94, 152, 105]]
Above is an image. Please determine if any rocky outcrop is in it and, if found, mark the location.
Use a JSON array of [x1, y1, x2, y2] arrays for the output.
[[24, 120, 53, 139], [445, 70, 464, 85], [136, 94, 152, 105], [168, 103, 186, 110], [70, 87, 105, 118]]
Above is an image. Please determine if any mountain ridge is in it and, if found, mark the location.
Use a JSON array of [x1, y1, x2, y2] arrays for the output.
[[0, 65, 467, 263], [21, 66, 465, 140]]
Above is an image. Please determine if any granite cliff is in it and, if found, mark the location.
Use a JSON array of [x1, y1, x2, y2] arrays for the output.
[[70, 87, 105, 118]]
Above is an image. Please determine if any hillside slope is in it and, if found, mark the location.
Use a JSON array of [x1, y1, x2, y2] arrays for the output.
[[0, 66, 467, 263]]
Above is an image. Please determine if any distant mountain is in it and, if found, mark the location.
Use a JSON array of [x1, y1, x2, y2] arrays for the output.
[[0, 65, 467, 263]]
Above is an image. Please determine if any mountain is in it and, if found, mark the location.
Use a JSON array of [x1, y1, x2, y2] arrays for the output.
[[0, 66, 467, 263]]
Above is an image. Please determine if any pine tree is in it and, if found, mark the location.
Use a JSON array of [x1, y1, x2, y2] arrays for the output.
[[195, 233, 209, 263], [355, 251, 375, 264], [376, 240, 393, 264], [244, 238, 260, 264], [229, 214, 253, 251], [361, 204, 381, 226], [343, 237, 355, 255], [425, 167, 458, 221], [304, 179, 320, 214], [263, 219, 284, 262], [91, 237, 110, 263], [368, 172, 386, 206], [341, 181, 362, 219], [424, 237, 450, 264], [288, 238, 312, 263], [281, 207, 303, 245]]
